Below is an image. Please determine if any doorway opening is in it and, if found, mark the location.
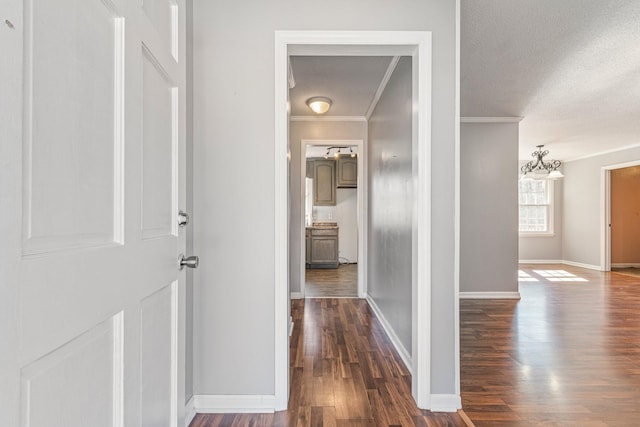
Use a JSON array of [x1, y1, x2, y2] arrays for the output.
[[602, 161, 640, 272], [301, 140, 364, 298], [275, 31, 433, 411]]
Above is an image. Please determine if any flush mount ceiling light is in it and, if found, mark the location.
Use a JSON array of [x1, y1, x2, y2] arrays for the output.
[[306, 96, 332, 115], [521, 145, 564, 180]]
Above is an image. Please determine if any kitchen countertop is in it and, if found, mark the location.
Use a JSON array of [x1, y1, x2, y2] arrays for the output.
[[306, 222, 338, 229]]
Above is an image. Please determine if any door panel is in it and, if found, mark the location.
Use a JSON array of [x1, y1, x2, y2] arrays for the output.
[[141, 48, 177, 240], [22, 0, 123, 255], [142, 0, 178, 61], [0, 0, 187, 425], [140, 283, 176, 427], [20, 314, 122, 427]]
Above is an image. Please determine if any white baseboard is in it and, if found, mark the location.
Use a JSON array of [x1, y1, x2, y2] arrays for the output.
[[520, 260, 603, 271], [365, 295, 412, 374], [612, 263, 640, 268], [290, 292, 302, 299], [430, 394, 462, 412], [459, 292, 521, 299], [562, 260, 601, 271], [519, 259, 562, 264], [193, 394, 276, 413], [185, 395, 196, 426]]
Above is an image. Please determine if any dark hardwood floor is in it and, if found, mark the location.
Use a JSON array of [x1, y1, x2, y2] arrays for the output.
[[305, 264, 358, 297], [461, 264, 640, 426], [191, 298, 471, 426], [190, 263, 640, 426]]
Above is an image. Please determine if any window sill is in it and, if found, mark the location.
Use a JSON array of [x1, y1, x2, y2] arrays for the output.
[[519, 232, 555, 238]]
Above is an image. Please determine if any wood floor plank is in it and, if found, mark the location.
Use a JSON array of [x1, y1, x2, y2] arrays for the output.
[[305, 264, 357, 297], [192, 264, 640, 426], [192, 298, 466, 427], [461, 264, 640, 426]]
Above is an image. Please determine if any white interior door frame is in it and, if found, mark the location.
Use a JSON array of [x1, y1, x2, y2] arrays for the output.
[[600, 159, 640, 271], [300, 139, 366, 299], [275, 31, 433, 410]]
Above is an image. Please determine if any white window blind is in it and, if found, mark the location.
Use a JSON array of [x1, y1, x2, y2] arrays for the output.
[[519, 178, 553, 234]]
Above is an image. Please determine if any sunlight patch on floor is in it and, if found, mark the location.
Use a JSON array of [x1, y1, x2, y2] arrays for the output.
[[518, 270, 539, 282], [533, 269, 588, 282]]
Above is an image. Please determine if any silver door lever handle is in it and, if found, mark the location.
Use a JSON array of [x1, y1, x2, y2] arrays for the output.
[[179, 254, 199, 270]]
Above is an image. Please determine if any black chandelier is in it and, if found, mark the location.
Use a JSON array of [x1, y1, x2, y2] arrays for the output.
[[520, 145, 563, 179]]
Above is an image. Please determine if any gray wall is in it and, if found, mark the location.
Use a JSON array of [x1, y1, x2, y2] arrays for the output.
[[185, 0, 194, 402], [460, 122, 519, 293], [193, 0, 457, 396], [367, 57, 413, 353], [518, 177, 563, 261], [563, 146, 640, 268], [289, 121, 366, 294]]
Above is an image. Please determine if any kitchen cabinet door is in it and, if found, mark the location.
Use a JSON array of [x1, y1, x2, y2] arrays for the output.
[[337, 157, 357, 188], [313, 160, 336, 206]]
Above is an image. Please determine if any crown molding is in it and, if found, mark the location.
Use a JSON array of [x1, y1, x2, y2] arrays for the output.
[[290, 115, 366, 122], [460, 116, 524, 123], [287, 59, 296, 89], [365, 56, 401, 121], [564, 142, 640, 163]]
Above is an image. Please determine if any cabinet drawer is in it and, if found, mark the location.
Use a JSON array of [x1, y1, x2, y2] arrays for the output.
[[311, 228, 338, 236]]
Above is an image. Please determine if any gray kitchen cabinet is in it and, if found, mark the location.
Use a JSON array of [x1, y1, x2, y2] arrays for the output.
[[306, 160, 314, 179], [308, 226, 339, 268], [337, 156, 357, 188], [313, 160, 336, 206], [305, 228, 311, 267]]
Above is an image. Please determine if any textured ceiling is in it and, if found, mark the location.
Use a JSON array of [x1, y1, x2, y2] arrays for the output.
[[289, 56, 392, 117], [290, 5, 640, 161], [461, 0, 640, 160]]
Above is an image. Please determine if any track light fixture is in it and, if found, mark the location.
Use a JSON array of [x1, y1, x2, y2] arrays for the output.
[[323, 146, 356, 160]]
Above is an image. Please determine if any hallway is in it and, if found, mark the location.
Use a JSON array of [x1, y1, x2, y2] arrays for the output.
[[190, 298, 470, 426]]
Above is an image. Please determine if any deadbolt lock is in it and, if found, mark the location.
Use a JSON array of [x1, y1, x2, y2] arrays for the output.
[[178, 211, 190, 227]]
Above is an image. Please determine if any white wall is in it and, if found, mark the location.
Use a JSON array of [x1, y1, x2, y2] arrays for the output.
[[518, 177, 563, 261], [193, 0, 457, 398], [367, 56, 413, 354], [336, 188, 358, 263], [460, 122, 519, 294], [563, 146, 640, 268], [290, 121, 366, 293]]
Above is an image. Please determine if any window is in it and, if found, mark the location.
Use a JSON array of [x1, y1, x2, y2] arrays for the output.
[[519, 178, 554, 235]]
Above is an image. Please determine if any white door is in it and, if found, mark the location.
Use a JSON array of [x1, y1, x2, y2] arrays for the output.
[[0, 0, 188, 426]]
